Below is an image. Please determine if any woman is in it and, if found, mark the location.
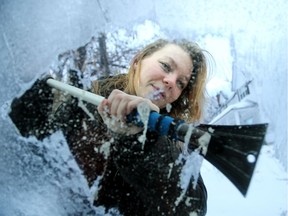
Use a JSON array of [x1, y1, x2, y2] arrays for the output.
[[9, 39, 208, 215]]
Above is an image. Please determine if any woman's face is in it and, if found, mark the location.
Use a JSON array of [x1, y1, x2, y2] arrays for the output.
[[135, 44, 193, 109]]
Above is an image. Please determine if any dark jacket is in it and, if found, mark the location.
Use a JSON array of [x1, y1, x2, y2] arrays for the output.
[[9, 71, 207, 216]]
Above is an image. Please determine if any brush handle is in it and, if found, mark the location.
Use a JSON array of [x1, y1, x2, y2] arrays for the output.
[[46, 78, 184, 139], [126, 110, 185, 139], [46, 78, 105, 106]]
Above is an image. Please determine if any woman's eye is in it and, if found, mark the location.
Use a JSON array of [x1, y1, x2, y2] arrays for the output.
[[177, 81, 185, 90], [160, 62, 171, 72]]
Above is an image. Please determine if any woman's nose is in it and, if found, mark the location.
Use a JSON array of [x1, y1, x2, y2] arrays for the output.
[[163, 74, 177, 88]]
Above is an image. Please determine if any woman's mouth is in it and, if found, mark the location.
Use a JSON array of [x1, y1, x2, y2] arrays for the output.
[[146, 86, 165, 100]]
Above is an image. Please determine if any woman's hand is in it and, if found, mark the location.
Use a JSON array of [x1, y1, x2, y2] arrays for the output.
[[97, 89, 160, 135]]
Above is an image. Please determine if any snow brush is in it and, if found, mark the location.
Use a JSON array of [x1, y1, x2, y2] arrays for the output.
[[46, 78, 268, 196]]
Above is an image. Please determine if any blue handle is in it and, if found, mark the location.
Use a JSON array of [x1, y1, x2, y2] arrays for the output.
[[127, 110, 185, 140]]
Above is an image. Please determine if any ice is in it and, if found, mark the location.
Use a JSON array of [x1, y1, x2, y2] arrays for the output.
[[1, 0, 287, 215], [99, 139, 112, 159], [136, 101, 150, 147], [166, 103, 172, 113], [183, 124, 195, 154], [0, 115, 97, 215], [175, 151, 204, 207], [195, 132, 211, 156], [78, 99, 96, 121]]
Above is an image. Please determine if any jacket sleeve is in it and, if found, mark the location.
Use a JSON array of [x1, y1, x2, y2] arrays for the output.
[[111, 132, 207, 216], [9, 70, 86, 140]]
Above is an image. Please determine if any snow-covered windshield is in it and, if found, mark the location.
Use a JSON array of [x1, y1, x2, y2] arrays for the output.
[[0, 1, 287, 216]]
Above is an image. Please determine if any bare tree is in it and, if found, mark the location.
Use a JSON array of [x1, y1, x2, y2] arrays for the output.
[[98, 32, 111, 77]]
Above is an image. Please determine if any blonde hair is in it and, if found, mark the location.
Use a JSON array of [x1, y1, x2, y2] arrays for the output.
[[93, 39, 208, 122]]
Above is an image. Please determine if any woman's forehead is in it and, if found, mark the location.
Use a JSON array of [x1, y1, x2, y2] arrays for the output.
[[156, 44, 193, 73], [155, 44, 191, 61]]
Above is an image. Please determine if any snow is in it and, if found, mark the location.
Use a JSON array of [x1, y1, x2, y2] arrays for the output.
[[0, 0, 287, 215], [136, 101, 150, 146]]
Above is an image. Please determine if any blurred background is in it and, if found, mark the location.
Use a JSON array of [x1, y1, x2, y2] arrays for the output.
[[0, 0, 287, 215]]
